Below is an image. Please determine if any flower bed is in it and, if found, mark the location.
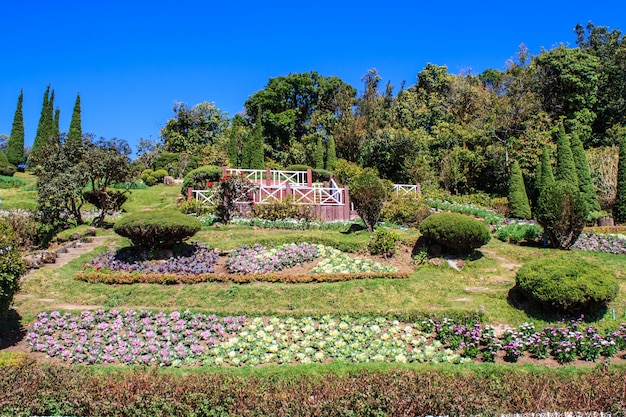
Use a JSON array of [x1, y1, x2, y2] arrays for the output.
[[84, 243, 219, 274], [310, 245, 399, 274], [26, 310, 461, 367], [226, 242, 319, 274], [427, 317, 626, 364], [572, 232, 626, 255]]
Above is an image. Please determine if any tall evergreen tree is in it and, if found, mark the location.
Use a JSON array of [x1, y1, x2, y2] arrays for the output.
[[537, 146, 555, 191], [247, 121, 265, 170], [68, 94, 82, 146], [326, 135, 337, 171], [30, 86, 52, 163], [508, 160, 532, 219], [53, 108, 61, 145], [314, 135, 324, 169], [554, 123, 578, 186], [615, 135, 626, 223], [6, 90, 25, 167], [570, 130, 601, 213]]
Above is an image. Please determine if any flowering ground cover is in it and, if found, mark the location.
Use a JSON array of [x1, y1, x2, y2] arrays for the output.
[[310, 245, 399, 274], [85, 243, 219, 274], [428, 316, 626, 364], [26, 310, 462, 367], [226, 242, 319, 274], [572, 232, 626, 255]]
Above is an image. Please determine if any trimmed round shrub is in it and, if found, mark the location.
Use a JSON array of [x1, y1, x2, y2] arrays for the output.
[[0, 221, 26, 316], [114, 210, 202, 249], [535, 180, 587, 250], [181, 165, 222, 196], [515, 256, 619, 315], [419, 212, 491, 253]]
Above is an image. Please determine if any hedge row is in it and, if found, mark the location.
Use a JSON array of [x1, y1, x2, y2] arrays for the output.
[[74, 271, 410, 285], [1, 361, 624, 416]]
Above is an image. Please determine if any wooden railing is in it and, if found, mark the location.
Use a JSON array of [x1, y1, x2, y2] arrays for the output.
[[224, 167, 310, 187], [393, 184, 421, 197]]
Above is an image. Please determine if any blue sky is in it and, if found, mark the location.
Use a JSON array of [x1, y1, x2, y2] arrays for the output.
[[1, 0, 624, 156]]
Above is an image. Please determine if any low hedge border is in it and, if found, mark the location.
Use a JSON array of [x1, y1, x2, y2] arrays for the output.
[[75, 271, 410, 285]]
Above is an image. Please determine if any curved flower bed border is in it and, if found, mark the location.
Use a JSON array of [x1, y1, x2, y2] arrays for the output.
[[74, 271, 410, 285]]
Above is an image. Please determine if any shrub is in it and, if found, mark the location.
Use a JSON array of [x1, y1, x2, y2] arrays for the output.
[[350, 169, 386, 232], [419, 212, 491, 254], [495, 222, 542, 244], [251, 200, 315, 222], [139, 168, 168, 186], [381, 196, 430, 227], [311, 168, 331, 182], [0, 164, 16, 177], [0, 210, 41, 250], [535, 180, 587, 249], [0, 221, 26, 316], [368, 228, 399, 258], [213, 175, 257, 224], [515, 256, 619, 315], [284, 164, 311, 172], [0, 175, 24, 190], [178, 199, 215, 216], [180, 165, 222, 196], [113, 210, 202, 249]]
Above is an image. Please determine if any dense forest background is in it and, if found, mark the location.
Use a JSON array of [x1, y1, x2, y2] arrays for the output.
[[3, 22, 625, 211]]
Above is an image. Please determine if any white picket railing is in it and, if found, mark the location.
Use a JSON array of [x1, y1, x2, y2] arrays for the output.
[[192, 190, 216, 204], [194, 185, 344, 206], [225, 168, 308, 186], [394, 184, 421, 197]]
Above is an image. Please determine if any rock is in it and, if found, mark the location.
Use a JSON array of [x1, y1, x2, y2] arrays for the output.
[[84, 227, 97, 237], [429, 258, 443, 267], [39, 251, 57, 264], [70, 232, 83, 241], [164, 176, 175, 185], [23, 251, 56, 269]]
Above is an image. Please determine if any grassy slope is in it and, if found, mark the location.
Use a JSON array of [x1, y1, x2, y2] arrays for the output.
[[6, 182, 626, 329]]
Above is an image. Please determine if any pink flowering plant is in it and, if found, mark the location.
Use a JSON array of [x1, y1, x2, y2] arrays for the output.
[[226, 242, 319, 274], [84, 243, 219, 274], [572, 232, 626, 255]]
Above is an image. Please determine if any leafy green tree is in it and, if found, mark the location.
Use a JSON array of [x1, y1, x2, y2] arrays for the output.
[[554, 124, 578, 187], [508, 160, 532, 219], [134, 138, 161, 171], [226, 115, 250, 168], [6, 90, 25, 167], [67, 93, 83, 149], [576, 22, 626, 144], [325, 135, 337, 171], [615, 135, 626, 223], [244, 71, 356, 165], [570, 130, 601, 213], [82, 137, 134, 226], [534, 46, 600, 140], [34, 142, 88, 228], [161, 101, 228, 153], [349, 169, 386, 232], [314, 135, 324, 169]]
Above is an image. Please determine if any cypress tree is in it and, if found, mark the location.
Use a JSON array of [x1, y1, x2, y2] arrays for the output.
[[615, 135, 626, 223], [248, 121, 264, 170], [226, 126, 239, 168], [68, 93, 82, 147], [6, 90, 25, 167], [30, 86, 51, 162], [507, 160, 532, 219], [326, 135, 337, 171], [570, 131, 601, 213], [53, 108, 61, 145], [0, 149, 9, 165], [554, 123, 578, 187], [314, 136, 324, 169], [537, 146, 554, 191]]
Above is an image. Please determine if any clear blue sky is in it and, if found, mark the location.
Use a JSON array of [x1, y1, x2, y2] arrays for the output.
[[1, 0, 624, 156]]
